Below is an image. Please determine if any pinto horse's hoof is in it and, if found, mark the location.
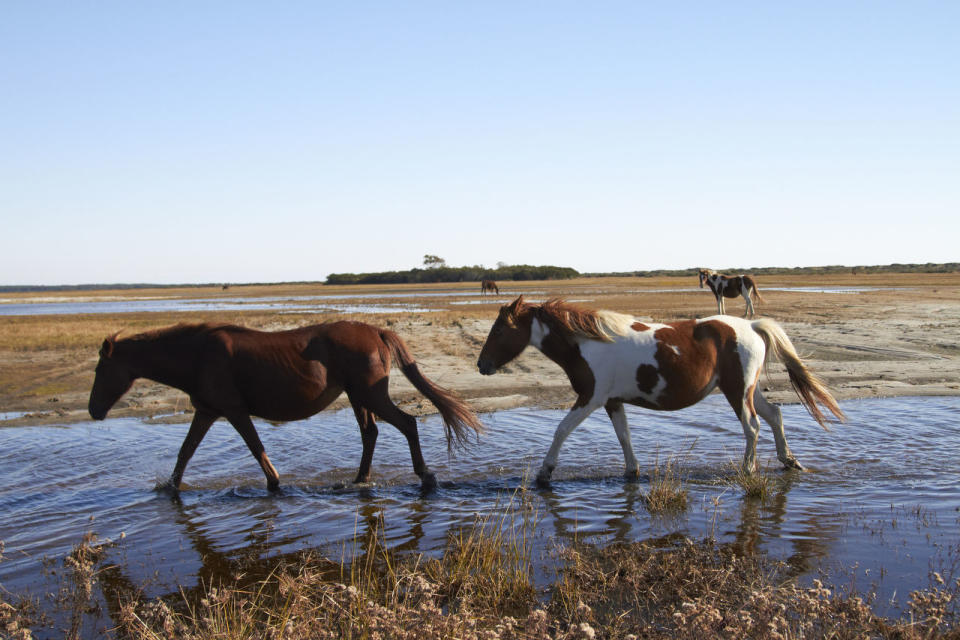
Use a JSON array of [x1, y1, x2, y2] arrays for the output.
[[782, 458, 806, 472]]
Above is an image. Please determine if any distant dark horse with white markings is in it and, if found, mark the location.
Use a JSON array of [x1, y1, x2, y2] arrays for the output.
[[698, 268, 764, 318], [477, 296, 844, 483], [481, 279, 500, 295], [88, 322, 483, 490]]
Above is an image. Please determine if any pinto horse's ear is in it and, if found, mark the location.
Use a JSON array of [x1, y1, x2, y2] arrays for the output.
[[506, 295, 525, 315]]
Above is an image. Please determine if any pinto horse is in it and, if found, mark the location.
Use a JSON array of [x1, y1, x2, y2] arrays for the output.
[[88, 322, 483, 490], [481, 279, 500, 295], [698, 268, 764, 318], [477, 296, 844, 483]]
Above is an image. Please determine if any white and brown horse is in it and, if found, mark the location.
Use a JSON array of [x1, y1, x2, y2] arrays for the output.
[[477, 296, 844, 483], [481, 279, 500, 295], [698, 268, 764, 318]]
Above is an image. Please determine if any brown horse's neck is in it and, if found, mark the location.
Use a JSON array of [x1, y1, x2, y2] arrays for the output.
[[114, 333, 205, 393]]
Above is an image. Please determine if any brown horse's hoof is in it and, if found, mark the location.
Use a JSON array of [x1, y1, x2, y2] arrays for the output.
[[421, 472, 438, 491], [624, 468, 640, 482]]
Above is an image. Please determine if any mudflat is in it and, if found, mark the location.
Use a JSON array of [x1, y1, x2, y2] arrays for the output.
[[2, 272, 958, 426]]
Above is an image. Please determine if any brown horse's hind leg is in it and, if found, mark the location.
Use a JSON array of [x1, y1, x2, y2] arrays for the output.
[[170, 410, 217, 490], [227, 414, 281, 491], [354, 380, 437, 489], [349, 398, 379, 483]]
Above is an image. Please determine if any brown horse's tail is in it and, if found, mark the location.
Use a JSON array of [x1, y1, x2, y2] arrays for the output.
[[751, 319, 845, 430], [744, 275, 764, 304], [380, 330, 484, 449]]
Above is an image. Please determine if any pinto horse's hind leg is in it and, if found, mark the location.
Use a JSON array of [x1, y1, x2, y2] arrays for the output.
[[604, 400, 639, 479], [743, 290, 756, 318], [754, 389, 805, 471], [349, 399, 379, 483], [169, 410, 217, 490], [226, 414, 281, 491], [351, 381, 437, 489]]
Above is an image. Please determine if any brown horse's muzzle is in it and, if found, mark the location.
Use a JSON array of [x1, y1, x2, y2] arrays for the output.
[[477, 357, 497, 376]]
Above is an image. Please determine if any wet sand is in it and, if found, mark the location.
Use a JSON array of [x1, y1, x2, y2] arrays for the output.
[[2, 273, 959, 426]]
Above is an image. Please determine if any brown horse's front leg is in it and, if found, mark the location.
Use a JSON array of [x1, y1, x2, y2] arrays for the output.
[[227, 414, 281, 491], [169, 411, 217, 490]]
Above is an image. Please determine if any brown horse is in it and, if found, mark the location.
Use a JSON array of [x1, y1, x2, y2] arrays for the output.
[[480, 279, 500, 295], [88, 322, 483, 490], [698, 268, 764, 318], [477, 296, 844, 484]]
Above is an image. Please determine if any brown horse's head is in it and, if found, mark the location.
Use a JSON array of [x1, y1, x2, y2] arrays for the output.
[[88, 333, 135, 420], [477, 296, 533, 375]]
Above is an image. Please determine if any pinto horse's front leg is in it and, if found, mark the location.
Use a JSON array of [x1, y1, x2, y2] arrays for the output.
[[536, 403, 597, 485]]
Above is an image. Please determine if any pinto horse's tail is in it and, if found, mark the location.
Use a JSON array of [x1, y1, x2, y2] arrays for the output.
[[379, 330, 484, 449], [751, 319, 845, 430], [744, 275, 764, 304]]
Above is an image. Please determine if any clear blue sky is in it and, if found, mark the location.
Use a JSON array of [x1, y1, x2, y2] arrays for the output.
[[2, 2, 957, 285]]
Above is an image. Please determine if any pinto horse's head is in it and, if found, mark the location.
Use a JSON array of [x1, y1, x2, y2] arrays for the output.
[[88, 333, 135, 420], [477, 296, 532, 375]]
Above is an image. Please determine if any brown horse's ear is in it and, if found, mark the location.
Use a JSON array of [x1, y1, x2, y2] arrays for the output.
[[507, 295, 525, 315], [100, 332, 120, 358]]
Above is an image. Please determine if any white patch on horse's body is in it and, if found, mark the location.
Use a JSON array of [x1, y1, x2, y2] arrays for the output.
[[575, 321, 664, 403], [530, 317, 549, 350]]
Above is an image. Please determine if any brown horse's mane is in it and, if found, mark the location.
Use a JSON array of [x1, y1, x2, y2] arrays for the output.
[[534, 298, 633, 343], [119, 322, 245, 345]]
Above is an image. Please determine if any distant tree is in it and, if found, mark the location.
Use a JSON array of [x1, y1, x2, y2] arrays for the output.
[[423, 254, 447, 269]]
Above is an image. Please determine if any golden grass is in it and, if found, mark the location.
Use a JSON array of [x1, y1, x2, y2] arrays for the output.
[[640, 450, 690, 514]]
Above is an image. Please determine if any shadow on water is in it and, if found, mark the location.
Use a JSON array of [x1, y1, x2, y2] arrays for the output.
[[2, 396, 959, 635]]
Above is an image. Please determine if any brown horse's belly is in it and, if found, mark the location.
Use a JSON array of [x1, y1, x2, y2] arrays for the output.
[[243, 381, 342, 422]]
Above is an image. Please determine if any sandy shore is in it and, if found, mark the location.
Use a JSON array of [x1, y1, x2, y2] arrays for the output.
[[1, 273, 958, 427]]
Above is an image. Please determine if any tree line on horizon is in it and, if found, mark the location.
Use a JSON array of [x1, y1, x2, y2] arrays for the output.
[[2, 262, 956, 293], [324, 264, 580, 285]]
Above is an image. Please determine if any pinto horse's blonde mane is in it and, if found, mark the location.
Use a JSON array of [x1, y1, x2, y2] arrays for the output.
[[536, 298, 635, 343]]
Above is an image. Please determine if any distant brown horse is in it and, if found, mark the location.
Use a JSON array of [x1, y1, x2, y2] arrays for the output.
[[88, 322, 483, 490], [480, 279, 500, 295], [698, 268, 764, 318]]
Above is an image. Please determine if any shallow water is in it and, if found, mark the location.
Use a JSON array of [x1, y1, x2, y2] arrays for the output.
[[1, 396, 958, 628]]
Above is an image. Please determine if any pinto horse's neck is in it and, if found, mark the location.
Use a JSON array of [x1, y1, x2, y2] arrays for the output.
[[526, 309, 598, 407]]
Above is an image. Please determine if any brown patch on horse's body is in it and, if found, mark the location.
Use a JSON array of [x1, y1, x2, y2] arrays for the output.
[[623, 320, 744, 411], [631, 322, 650, 332]]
